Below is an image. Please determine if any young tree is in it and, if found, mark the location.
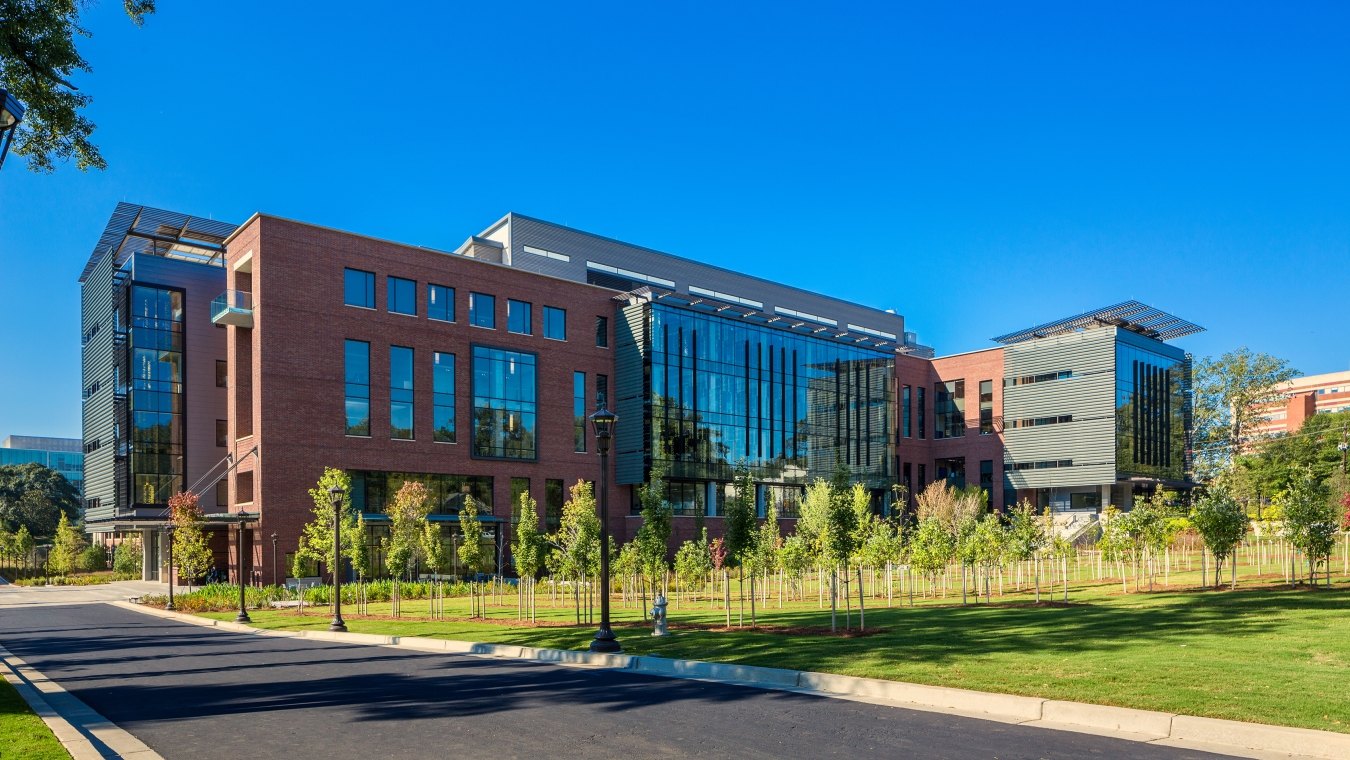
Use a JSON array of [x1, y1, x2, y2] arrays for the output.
[[633, 462, 673, 613], [1190, 484, 1250, 589], [1006, 501, 1048, 599], [111, 533, 140, 579], [47, 512, 85, 576], [294, 468, 364, 582], [0, 0, 157, 172], [1193, 348, 1299, 480], [709, 536, 729, 627], [168, 491, 213, 584], [745, 505, 781, 626], [674, 528, 713, 603], [1276, 467, 1337, 586], [511, 490, 544, 620], [722, 465, 757, 626], [908, 517, 955, 597], [552, 480, 600, 624], [457, 495, 490, 616], [385, 481, 434, 580]]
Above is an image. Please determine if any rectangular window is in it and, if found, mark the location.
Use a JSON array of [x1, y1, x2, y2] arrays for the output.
[[596, 374, 609, 407], [344, 268, 375, 309], [508, 299, 532, 335], [388, 276, 416, 316], [902, 384, 912, 438], [428, 284, 455, 322], [215, 479, 228, 508], [979, 460, 994, 506], [472, 346, 537, 459], [216, 360, 228, 388], [543, 306, 566, 341], [573, 371, 587, 453], [917, 387, 926, 439], [390, 346, 414, 439], [917, 463, 926, 493], [344, 340, 371, 436], [595, 316, 609, 347], [434, 352, 455, 443], [979, 379, 994, 435], [545, 479, 564, 531], [935, 380, 965, 439], [216, 419, 228, 448], [469, 292, 496, 329]]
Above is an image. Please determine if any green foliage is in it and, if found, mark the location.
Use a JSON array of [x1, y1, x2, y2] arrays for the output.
[[1005, 501, 1047, 562], [965, 514, 1006, 570], [746, 505, 781, 574], [908, 517, 955, 578], [294, 468, 364, 579], [169, 491, 213, 582], [1191, 484, 1250, 571], [77, 543, 107, 572], [674, 528, 713, 589], [510, 490, 544, 580], [633, 461, 673, 583], [1193, 348, 1299, 479], [857, 516, 905, 569], [1275, 466, 1338, 582], [551, 480, 600, 579], [795, 478, 832, 559], [0, 463, 80, 538], [112, 535, 141, 578], [456, 495, 489, 575], [821, 480, 862, 566], [722, 464, 756, 565], [385, 481, 433, 579], [47, 512, 84, 576], [1235, 409, 1350, 502], [0, 0, 156, 172]]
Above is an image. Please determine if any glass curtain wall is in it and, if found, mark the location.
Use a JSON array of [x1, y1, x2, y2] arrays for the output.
[[1115, 342, 1188, 481], [129, 285, 184, 504]]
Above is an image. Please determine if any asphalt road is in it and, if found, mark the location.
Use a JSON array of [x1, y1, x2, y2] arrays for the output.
[[0, 604, 1236, 760]]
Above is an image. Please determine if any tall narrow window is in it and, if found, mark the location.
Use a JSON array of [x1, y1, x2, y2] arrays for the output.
[[917, 386, 926, 439], [596, 374, 609, 407], [573, 371, 587, 452], [344, 268, 375, 308], [390, 346, 414, 439], [434, 352, 455, 443], [388, 277, 416, 316], [979, 379, 994, 435], [545, 479, 564, 531], [543, 306, 566, 340], [215, 420, 228, 448], [471, 346, 537, 459], [508, 299, 532, 335], [428, 284, 455, 322], [469, 292, 496, 328], [902, 384, 912, 438], [935, 380, 965, 439], [344, 340, 370, 436], [216, 360, 228, 388], [595, 315, 609, 347]]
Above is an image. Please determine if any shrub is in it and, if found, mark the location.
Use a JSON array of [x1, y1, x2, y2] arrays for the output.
[[79, 544, 109, 573], [113, 539, 143, 579]]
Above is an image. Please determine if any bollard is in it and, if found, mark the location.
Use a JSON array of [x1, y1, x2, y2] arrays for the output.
[[651, 594, 670, 637]]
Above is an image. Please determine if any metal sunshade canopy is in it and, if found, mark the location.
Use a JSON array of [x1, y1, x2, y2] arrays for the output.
[[991, 300, 1204, 345]]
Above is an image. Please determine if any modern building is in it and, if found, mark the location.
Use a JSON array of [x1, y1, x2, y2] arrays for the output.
[[1248, 369, 1350, 440], [79, 203, 1202, 583], [0, 435, 84, 496]]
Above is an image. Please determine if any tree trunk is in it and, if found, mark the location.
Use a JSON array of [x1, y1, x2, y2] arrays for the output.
[[857, 564, 865, 632], [723, 570, 731, 628], [750, 572, 757, 627]]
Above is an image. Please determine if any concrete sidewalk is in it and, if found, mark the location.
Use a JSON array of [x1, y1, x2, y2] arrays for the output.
[[0, 579, 191, 608]]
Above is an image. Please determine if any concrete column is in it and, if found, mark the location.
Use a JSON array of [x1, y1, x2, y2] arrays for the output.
[[140, 528, 154, 581], [1100, 484, 1112, 511], [705, 481, 717, 517]]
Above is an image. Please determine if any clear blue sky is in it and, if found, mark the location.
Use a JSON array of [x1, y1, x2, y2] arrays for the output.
[[1, 1, 1347, 440]]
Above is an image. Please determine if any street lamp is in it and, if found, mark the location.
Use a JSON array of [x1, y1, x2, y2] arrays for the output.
[[588, 395, 621, 653], [0, 88, 24, 170], [235, 518, 251, 623], [270, 532, 278, 587], [328, 486, 347, 632], [165, 525, 176, 611]]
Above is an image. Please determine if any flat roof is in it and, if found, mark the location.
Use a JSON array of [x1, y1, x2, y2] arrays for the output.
[[991, 300, 1204, 345]]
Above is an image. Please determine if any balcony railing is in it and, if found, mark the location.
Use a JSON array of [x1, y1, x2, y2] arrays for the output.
[[211, 290, 254, 328]]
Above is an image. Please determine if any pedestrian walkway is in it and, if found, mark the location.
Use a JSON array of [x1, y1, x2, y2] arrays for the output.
[[0, 579, 185, 608]]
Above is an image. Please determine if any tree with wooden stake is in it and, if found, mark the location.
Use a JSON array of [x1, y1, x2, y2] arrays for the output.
[[511, 490, 545, 622], [1006, 501, 1048, 600], [296, 468, 366, 585], [674, 528, 712, 606], [722, 465, 757, 627], [633, 461, 672, 620], [552, 480, 601, 624], [457, 496, 489, 617], [709, 537, 729, 627], [1276, 466, 1337, 587], [385, 481, 434, 581], [1191, 482, 1249, 590]]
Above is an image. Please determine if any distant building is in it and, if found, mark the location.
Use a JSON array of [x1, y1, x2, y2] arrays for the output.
[[0, 435, 84, 496], [1248, 369, 1350, 440]]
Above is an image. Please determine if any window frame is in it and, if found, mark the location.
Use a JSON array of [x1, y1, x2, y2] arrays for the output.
[[543, 306, 567, 341], [469, 292, 496, 329], [507, 299, 533, 335], [344, 268, 376, 309], [387, 276, 417, 317], [428, 283, 456, 323]]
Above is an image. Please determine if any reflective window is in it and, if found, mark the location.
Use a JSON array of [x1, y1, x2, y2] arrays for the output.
[[129, 285, 185, 504], [917, 386, 926, 439], [472, 346, 537, 459], [345, 340, 370, 436], [979, 460, 994, 504], [469, 292, 496, 329], [428, 284, 455, 322], [902, 385, 912, 438], [935, 380, 965, 439], [434, 352, 455, 443], [595, 315, 609, 347], [1115, 342, 1187, 480], [545, 479, 564, 531], [390, 346, 414, 439], [388, 277, 416, 316], [543, 306, 566, 341], [508, 299, 532, 335], [979, 379, 994, 435], [573, 371, 587, 452], [349, 470, 493, 515], [344, 268, 375, 308]]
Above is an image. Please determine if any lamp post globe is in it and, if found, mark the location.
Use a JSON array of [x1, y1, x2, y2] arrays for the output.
[[328, 485, 348, 632], [588, 395, 621, 653], [0, 88, 24, 170]]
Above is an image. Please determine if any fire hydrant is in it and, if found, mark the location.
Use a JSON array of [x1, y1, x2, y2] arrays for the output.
[[651, 594, 669, 637]]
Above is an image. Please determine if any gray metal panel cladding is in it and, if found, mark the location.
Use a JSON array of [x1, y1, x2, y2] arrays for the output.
[[1003, 328, 1118, 488], [500, 214, 908, 340], [81, 248, 118, 521], [614, 303, 648, 485]]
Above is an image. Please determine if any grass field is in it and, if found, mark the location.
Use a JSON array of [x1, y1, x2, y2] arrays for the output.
[[0, 679, 68, 760], [194, 561, 1350, 735]]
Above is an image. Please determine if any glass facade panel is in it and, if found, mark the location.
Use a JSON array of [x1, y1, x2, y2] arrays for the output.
[[935, 380, 965, 439], [469, 292, 496, 329], [428, 284, 455, 322], [917, 387, 926, 439], [543, 306, 566, 340], [433, 352, 455, 443], [349, 470, 492, 515], [644, 303, 893, 489], [936, 456, 965, 488], [390, 346, 414, 439], [129, 284, 184, 504], [573, 371, 587, 452], [388, 276, 416, 316], [902, 385, 912, 438], [344, 268, 375, 308], [344, 339, 370, 436], [508, 299, 532, 334], [472, 346, 537, 459], [1115, 342, 1188, 481], [979, 379, 994, 434]]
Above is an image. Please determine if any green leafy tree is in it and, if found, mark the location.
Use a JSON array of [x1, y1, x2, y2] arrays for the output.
[[78, 543, 107, 572], [0, 0, 157, 172], [1006, 501, 1049, 598], [633, 462, 673, 602], [722, 464, 756, 566], [511, 490, 544, 620], [551, 480, 600, 623], [908, 517, 955, 594], [1275, 466, 1337, 586], [1191, 483, 1250, 589], [385, 481, 433, 579], [294, 468, 364, 581], [457, 495, 491, 615], [168, 491, 213, 583], [1193, 348, 1299, 479], [965, 514, 1006, 602], [47, 511, 84, 576], [674, 528, 713, 601], [111, 534, 139, 578], [0, 463, 80, 538]]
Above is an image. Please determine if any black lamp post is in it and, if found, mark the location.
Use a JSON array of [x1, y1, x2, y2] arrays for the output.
[[235, 518, 251, 623], [165, 525, 176, 611], [588, 395, 621, 653], [0, 88, 24, 170], [270, 532, 278, 587], [328, 486, 347, 632]]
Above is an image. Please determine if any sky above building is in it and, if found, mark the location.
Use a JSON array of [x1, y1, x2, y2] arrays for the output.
[[1, 1, 1347, 439]]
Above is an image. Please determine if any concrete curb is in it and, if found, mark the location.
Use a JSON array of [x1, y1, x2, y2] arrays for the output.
[[112, 602, 1350, 760], [0, 642, 164, 760]]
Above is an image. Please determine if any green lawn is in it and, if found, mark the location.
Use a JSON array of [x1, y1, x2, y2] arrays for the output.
[[0, 679, 68, 760], [195, 566, 1350, 734]]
